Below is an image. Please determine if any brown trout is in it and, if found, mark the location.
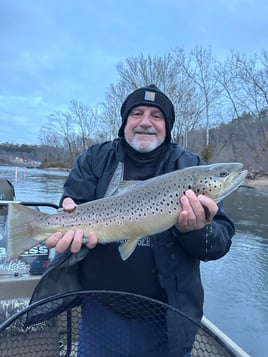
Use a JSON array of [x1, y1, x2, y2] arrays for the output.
[[7, 163, 247, 260]]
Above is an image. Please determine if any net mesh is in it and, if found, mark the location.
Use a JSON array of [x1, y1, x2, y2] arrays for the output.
[[0, 290, 236, 357]]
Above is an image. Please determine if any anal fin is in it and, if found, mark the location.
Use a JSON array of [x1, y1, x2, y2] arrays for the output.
[[118, 238, 139, 261]]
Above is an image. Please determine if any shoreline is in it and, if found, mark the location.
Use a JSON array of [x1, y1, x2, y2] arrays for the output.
[[243, 176, 268, 188], [1, 164, 268, 188], [35, 171, 268, 188], [42, 169, 268, 188]]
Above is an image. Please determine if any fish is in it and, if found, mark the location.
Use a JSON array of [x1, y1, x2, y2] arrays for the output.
[[7, 162, 247, 261]]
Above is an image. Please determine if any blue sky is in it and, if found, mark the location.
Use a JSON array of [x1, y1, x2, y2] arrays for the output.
[[0, 0, 267, 145]]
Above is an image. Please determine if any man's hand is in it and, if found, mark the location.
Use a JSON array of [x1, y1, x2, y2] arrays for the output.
[[176, 190, 218, 233], [45, 197, 98, 253]]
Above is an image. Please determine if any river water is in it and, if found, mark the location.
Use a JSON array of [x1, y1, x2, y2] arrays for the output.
[[0, 165, 267, 356]]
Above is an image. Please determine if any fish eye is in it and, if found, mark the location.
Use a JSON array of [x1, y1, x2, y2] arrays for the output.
[[219, 170, 228, 177]]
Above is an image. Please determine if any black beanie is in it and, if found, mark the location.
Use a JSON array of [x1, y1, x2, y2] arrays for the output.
[[118, 84, 175, 143]]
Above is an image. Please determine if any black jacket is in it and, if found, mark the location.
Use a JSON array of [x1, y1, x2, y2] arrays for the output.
[[29, 139, 234, 353]]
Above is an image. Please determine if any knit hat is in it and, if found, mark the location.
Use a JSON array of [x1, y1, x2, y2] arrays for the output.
[[118, 84, 175, 143]]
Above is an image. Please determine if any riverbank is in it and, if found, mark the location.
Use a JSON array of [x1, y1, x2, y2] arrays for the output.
[[35, 166, 268, 188], [244, 175, 268, 188], [40, 169, 268, 188], [1, 164, 267, 188]]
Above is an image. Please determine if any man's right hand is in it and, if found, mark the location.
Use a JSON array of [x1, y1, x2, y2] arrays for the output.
[[45, 197, 98, 253]]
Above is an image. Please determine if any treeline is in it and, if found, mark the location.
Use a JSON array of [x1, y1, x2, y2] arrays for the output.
[[188, 113, 268, 174], [1, 112, 268, 174], [0, 143, 43, 165]]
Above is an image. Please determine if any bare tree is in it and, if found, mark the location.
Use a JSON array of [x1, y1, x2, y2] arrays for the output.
[[69, 99, 97, 152], [218, 52, 268, 153], [171, 48, 205, 146], [39, 128, 61, 164], [179, 46, 222, 145], [42, 111, 78, 165], [40, 99, 102, 165], [116, 53, 179, 90], [99, 81, 129, 140], [232, 52, 268, 113], [214, 56, 240, 119]]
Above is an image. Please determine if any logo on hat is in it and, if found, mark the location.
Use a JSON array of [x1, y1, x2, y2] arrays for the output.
[[144, 91, 155, 101]]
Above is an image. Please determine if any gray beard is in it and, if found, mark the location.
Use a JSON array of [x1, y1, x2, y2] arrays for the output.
[[126, 139, 160, 153]]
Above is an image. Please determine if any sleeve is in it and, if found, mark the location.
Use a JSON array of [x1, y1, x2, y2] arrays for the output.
[[59, 149, 98, 206], [171, 202, 235, 261]]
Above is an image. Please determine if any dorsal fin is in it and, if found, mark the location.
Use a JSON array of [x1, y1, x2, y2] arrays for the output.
[[113, 180, 142, 195]]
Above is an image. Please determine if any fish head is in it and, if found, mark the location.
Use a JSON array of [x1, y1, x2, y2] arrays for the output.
[[191, 162, 248, 203]]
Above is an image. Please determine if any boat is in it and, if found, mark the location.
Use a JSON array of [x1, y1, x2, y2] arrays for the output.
[[0, 178, 251, 356]]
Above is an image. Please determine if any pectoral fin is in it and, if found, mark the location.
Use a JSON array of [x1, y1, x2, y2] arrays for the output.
[[118, 238, 139, 261]]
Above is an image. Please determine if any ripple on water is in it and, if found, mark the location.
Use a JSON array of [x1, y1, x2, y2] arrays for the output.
[[201, 231, 268, 356]]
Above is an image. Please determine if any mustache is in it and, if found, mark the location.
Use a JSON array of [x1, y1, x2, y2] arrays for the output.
[[133, 127, 158, 135]]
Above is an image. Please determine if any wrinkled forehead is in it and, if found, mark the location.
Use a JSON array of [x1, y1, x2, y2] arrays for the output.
[[129, 105, 165, 115]]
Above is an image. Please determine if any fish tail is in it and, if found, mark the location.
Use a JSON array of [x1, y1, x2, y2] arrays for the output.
[[7, 202, 49, 260]]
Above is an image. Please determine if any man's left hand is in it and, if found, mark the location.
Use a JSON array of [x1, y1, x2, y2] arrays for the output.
[[176, 190, 218, 233]]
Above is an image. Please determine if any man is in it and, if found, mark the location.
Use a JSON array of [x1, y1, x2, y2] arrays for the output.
[[32, 85, 234, 356]]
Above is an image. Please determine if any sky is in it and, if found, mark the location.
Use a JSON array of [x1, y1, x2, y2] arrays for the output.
[[0, 0, 267, 145]]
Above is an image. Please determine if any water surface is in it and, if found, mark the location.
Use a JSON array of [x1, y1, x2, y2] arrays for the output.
[[202, 188, 268, 357]]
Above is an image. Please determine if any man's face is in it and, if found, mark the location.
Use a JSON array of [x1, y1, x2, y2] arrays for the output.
[[124, 106, 166, 152]]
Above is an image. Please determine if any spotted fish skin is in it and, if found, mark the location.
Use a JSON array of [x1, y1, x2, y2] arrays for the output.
[[7, 162, 247, 260]]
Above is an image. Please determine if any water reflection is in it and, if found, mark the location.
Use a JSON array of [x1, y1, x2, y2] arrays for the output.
[[0, 166, 68, 209], [224, 187, 268, 239]]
